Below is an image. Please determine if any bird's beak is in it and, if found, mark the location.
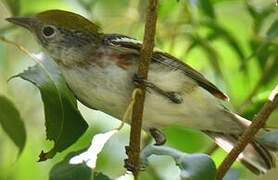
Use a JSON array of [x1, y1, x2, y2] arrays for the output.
[[6, 17, 36, 31]]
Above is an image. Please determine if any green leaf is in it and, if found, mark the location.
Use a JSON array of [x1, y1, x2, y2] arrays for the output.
[[198, 0, 215, 19], [245, 6, 276, 66], [4, 0, 21, 16], [188, 34, 223, 77], [245, 3, 274, 34], [262, 54, 278, 86], [0, 95, 26, 155], [164, 127, 210, 153], [93, 173, 111, 180], [206, 23, 245, 59], [50, 150, 111, 180], [247, 38, 270, 68], [267, 19, 278, 38], [12, 55, 88, 161], [201, 21, 246, 70]]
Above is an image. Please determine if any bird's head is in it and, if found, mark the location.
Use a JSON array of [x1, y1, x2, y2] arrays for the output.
[[6, 10, 102, 65]]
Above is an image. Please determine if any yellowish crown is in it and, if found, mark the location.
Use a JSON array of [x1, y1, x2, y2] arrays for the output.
[[36, 10, 100, 33]]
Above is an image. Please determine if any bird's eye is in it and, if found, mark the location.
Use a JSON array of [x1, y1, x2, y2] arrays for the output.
[[42, 25, 56, 38]]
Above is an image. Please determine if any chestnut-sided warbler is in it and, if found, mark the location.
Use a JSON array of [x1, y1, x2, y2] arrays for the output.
[[6, 9, 276, 174]]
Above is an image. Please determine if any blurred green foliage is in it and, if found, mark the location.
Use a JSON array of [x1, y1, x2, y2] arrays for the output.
[[0, 0, 277, 179], [0, 95, 26, 155]]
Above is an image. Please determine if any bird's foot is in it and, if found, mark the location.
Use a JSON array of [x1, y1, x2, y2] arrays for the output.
[[164, 91, 183, 104], [132, 73, 183, 104], [149, 128, 167, 146], [132, 73, 146, 86], [125, 145, 130, 155], [124, 158, 146, 172]]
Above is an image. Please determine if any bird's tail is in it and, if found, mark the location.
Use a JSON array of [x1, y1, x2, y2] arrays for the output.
[[206, 131, 276, 175]]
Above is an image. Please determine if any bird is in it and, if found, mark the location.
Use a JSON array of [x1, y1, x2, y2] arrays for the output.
[[6, 9, 277, 175]]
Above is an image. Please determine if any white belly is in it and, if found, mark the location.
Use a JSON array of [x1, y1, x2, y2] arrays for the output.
[[60, 61, 243, 134]]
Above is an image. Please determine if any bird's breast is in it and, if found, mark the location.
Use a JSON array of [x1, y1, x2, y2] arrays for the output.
[[60, 58, 134, 117], [58, 55, 236, 133]]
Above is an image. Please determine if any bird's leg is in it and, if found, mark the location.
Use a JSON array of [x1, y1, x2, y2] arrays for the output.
[[149, 128, 167, 146], [133, 74, 183, 104]]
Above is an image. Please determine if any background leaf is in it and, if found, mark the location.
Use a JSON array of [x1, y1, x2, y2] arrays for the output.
[[4, 0, 21, 16], [198, 0, 215, 19], [50, 150, 111, 180], [12, 55, 88, 161], [189, 34, 223, 77], [201, 21, 246, 70], [266, 19, 278, 38], [245, 3, 274, 34], [0, 95, 26, 155]]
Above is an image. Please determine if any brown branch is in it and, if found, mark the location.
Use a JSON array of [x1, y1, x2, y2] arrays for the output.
[[126, 0, 159, 179], [216, 85, 278, 180]]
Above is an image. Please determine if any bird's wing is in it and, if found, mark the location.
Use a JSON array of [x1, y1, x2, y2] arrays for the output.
[[103, 34, 229, 101]]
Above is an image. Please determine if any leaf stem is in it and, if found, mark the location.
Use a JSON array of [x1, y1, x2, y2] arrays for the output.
[[0, 36, 42, 64], [116, 88, 141, 131]]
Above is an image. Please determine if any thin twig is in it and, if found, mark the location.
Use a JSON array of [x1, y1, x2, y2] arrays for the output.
[[0, 36, 62, 88], [216, 85, 278, 180], [126, 0, 159, 179], [0, 36, 41, 64]]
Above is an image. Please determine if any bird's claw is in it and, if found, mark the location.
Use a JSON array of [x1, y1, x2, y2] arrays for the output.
[[150, 128, 167, 146], [165, 91, 183, 104], [133, 73, 183, 104], [132, 73, 146, 86], [125, 145, 130, 155], [124, 159, 146, 172]]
